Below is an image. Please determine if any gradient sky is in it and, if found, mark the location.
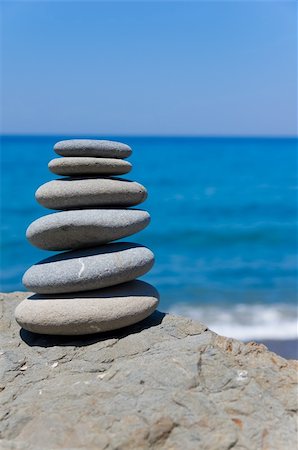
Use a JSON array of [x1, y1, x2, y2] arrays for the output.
[[1, 1, 297, 136]]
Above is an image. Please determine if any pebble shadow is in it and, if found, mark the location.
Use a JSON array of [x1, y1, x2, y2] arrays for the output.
[[20, 310, 167, 348]]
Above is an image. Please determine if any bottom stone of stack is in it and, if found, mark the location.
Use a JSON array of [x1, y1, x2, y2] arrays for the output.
[[15, 280, 159, 335]]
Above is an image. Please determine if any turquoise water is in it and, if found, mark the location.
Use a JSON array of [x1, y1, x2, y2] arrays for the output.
[[1, 136, 297, 339]]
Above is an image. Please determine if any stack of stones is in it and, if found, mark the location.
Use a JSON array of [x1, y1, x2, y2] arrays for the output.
[[15, 139, 159, 335]]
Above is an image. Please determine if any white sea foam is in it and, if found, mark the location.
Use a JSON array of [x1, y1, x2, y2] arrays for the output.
[[169, 303, 298, 340]]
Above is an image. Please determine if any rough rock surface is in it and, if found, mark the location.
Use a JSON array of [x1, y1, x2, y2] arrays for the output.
[[1, 292, 297, 450]]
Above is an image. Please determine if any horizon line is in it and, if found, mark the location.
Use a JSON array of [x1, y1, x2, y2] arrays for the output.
[[1, 133, 297, 139]]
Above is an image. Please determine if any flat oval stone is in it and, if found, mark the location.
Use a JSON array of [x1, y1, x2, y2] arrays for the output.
[[54, 140, 132, 159], [15, 280, 159, 335], [26, 209, 150, 251], [35, 177, 147, 210], [22, 242, 154, 294], [48, 157, 132, 176]]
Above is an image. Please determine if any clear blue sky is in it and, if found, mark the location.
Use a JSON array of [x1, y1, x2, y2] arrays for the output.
[[1, 1, 297, 136]]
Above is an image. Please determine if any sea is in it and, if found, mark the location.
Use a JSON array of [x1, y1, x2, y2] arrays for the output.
[[1, 136, 297, 342]]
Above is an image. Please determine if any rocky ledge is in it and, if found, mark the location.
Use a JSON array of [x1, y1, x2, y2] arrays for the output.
[[1, 292, 297, 450]]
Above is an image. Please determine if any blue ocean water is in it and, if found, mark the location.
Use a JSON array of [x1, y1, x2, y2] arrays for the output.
[[1, 136, 297, 339]]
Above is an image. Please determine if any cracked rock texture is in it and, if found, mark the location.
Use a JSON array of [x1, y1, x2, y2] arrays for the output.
[[1, 292, 297, 450]]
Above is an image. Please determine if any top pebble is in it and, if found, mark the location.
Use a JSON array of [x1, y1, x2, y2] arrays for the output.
[[54, 139, 132, 159]]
